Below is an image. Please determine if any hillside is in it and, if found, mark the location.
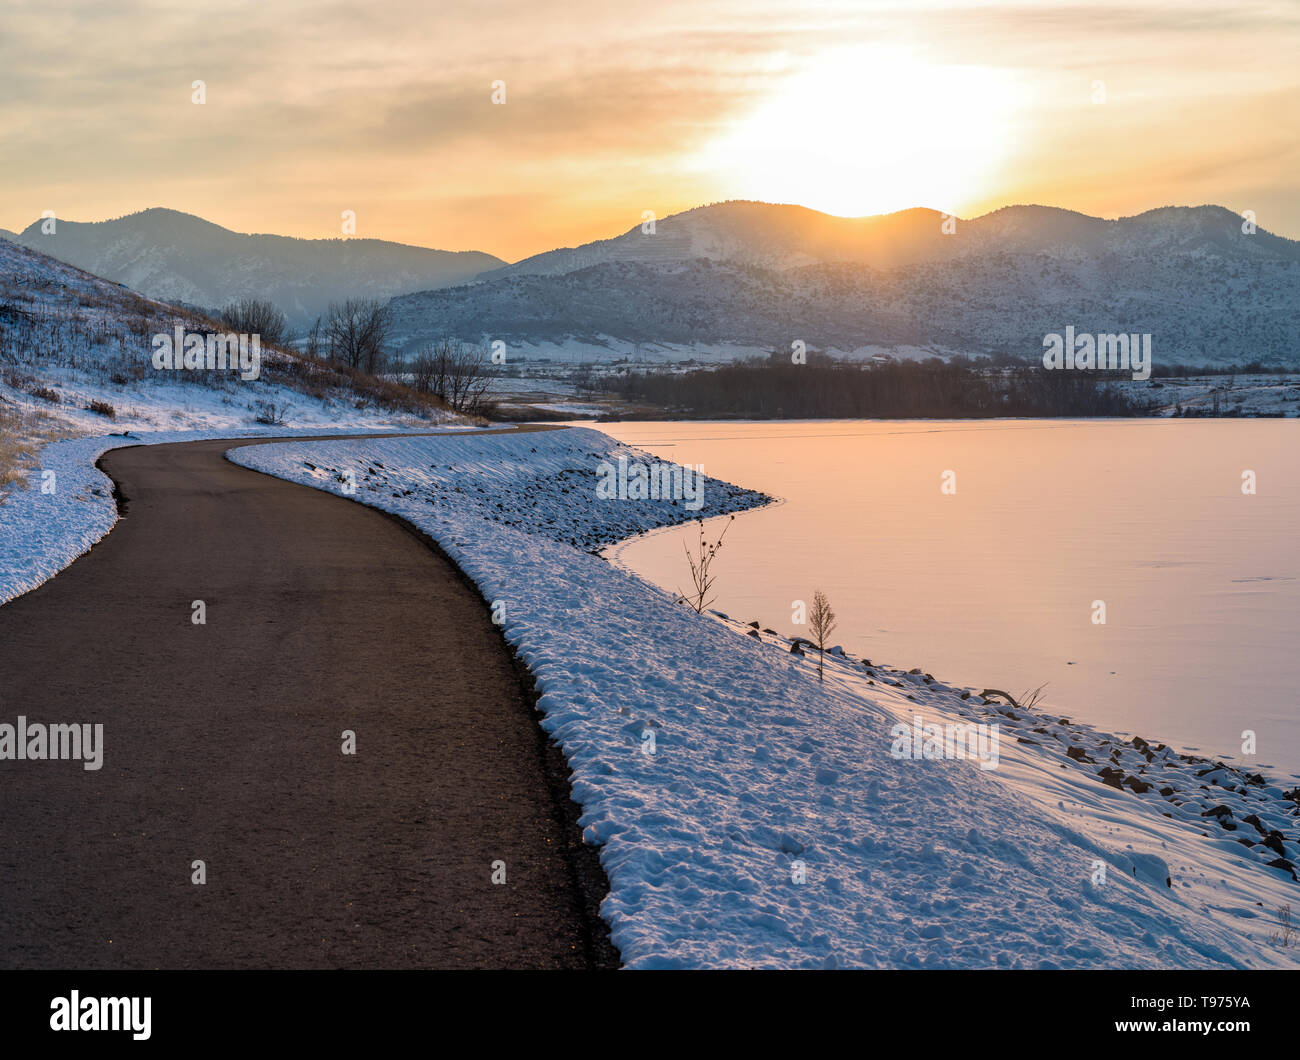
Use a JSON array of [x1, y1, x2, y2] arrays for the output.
[[0, 237, 463, 496], [389, 203, 1300, 366], [14, 208, 505, 326]]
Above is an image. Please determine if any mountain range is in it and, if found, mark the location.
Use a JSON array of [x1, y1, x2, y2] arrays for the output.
[[386, 202, 1300, 366], [8, 208, 504, 326], [6, 202, 1297, 367]]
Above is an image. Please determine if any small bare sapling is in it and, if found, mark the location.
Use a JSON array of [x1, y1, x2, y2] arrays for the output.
[[679, 516, 734, 614], [809, 589, 837, 683]]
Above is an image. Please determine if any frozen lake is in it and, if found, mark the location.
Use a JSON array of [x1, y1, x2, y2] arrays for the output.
[[581, 419, 1300, 782]]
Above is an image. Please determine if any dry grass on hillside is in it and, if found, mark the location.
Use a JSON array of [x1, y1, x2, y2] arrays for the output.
[[0, 396, 74, 501]]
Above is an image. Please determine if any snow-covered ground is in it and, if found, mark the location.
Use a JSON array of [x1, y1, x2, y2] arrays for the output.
[[1136, 375, 1300, 417], [231, 426, 1300, 968]]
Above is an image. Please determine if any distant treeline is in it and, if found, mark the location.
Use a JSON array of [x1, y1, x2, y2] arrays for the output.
[[954, 353, 1296, 378], [1148, 361, 1296, 377], [598, 356, 1153, 419]]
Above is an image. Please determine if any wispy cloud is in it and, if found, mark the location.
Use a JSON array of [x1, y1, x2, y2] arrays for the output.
[[1, 0, 1296, 257]]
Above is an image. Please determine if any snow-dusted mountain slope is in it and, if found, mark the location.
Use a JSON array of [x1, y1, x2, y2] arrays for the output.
[[233, 427, 1300, 968], [482, 202, 962, 278], [0, 236, 466, 508], [14, 208, 505, 325], [388, 203, 1300, 366], [488, 202, 1300, 278]]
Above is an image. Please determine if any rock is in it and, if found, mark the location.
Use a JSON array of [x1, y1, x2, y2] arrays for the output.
[[1266, 858, 1298, 880], [747, 620, 760, 628], [1067, 746, 1093, 762], [1262, 832, 1287, 857], [780, 834, 805, 855], [1124, 775, 1151, 794], [746, 629, 760, 639], [1097, 767, 1124, 790], [1201, 805, 1233, 818], [789, 642, 805, 656], [1159, 786, 1175, 797], [1242, 813, 1268, 836]]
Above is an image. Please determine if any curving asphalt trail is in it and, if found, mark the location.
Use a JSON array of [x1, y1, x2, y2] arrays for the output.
[[0, 430, 618, 969]]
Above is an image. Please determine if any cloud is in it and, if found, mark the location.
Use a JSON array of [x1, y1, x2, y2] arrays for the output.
[[1, 0, 1297, 256]]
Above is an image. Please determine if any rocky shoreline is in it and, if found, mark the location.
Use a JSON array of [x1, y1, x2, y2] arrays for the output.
[[713, 610, 1300, 889]]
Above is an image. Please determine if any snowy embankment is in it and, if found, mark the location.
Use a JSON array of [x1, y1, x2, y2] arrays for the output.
[[231, 426, 1299, 969]]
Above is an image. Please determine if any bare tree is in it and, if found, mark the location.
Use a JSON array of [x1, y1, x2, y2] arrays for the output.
[[679, 516, 733, 614], [305, 316, 322, 360], [217, 298, 288, 346], [410, 338, 492, 413], [326, 298, 389, 375], [409, 347, 437, 394], [808, 588, 837, 682]]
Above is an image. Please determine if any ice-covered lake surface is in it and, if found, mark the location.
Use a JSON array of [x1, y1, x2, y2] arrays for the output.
[[582, 419, 1300, 783]]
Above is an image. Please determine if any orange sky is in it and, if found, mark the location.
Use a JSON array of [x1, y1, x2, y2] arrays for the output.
[[2, 0, 1297, 260]]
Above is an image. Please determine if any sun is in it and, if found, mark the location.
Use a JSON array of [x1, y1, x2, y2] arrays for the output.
[[700, 46, 1026, 218]]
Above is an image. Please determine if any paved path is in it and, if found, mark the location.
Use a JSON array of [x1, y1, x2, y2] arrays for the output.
[[0, 431, 617, 968]]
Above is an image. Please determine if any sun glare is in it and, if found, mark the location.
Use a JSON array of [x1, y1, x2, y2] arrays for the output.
[[702, 47, 1026, 218]]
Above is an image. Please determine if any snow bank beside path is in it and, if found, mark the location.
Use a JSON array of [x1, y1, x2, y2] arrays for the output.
[[231, 427, 1298, 968]]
